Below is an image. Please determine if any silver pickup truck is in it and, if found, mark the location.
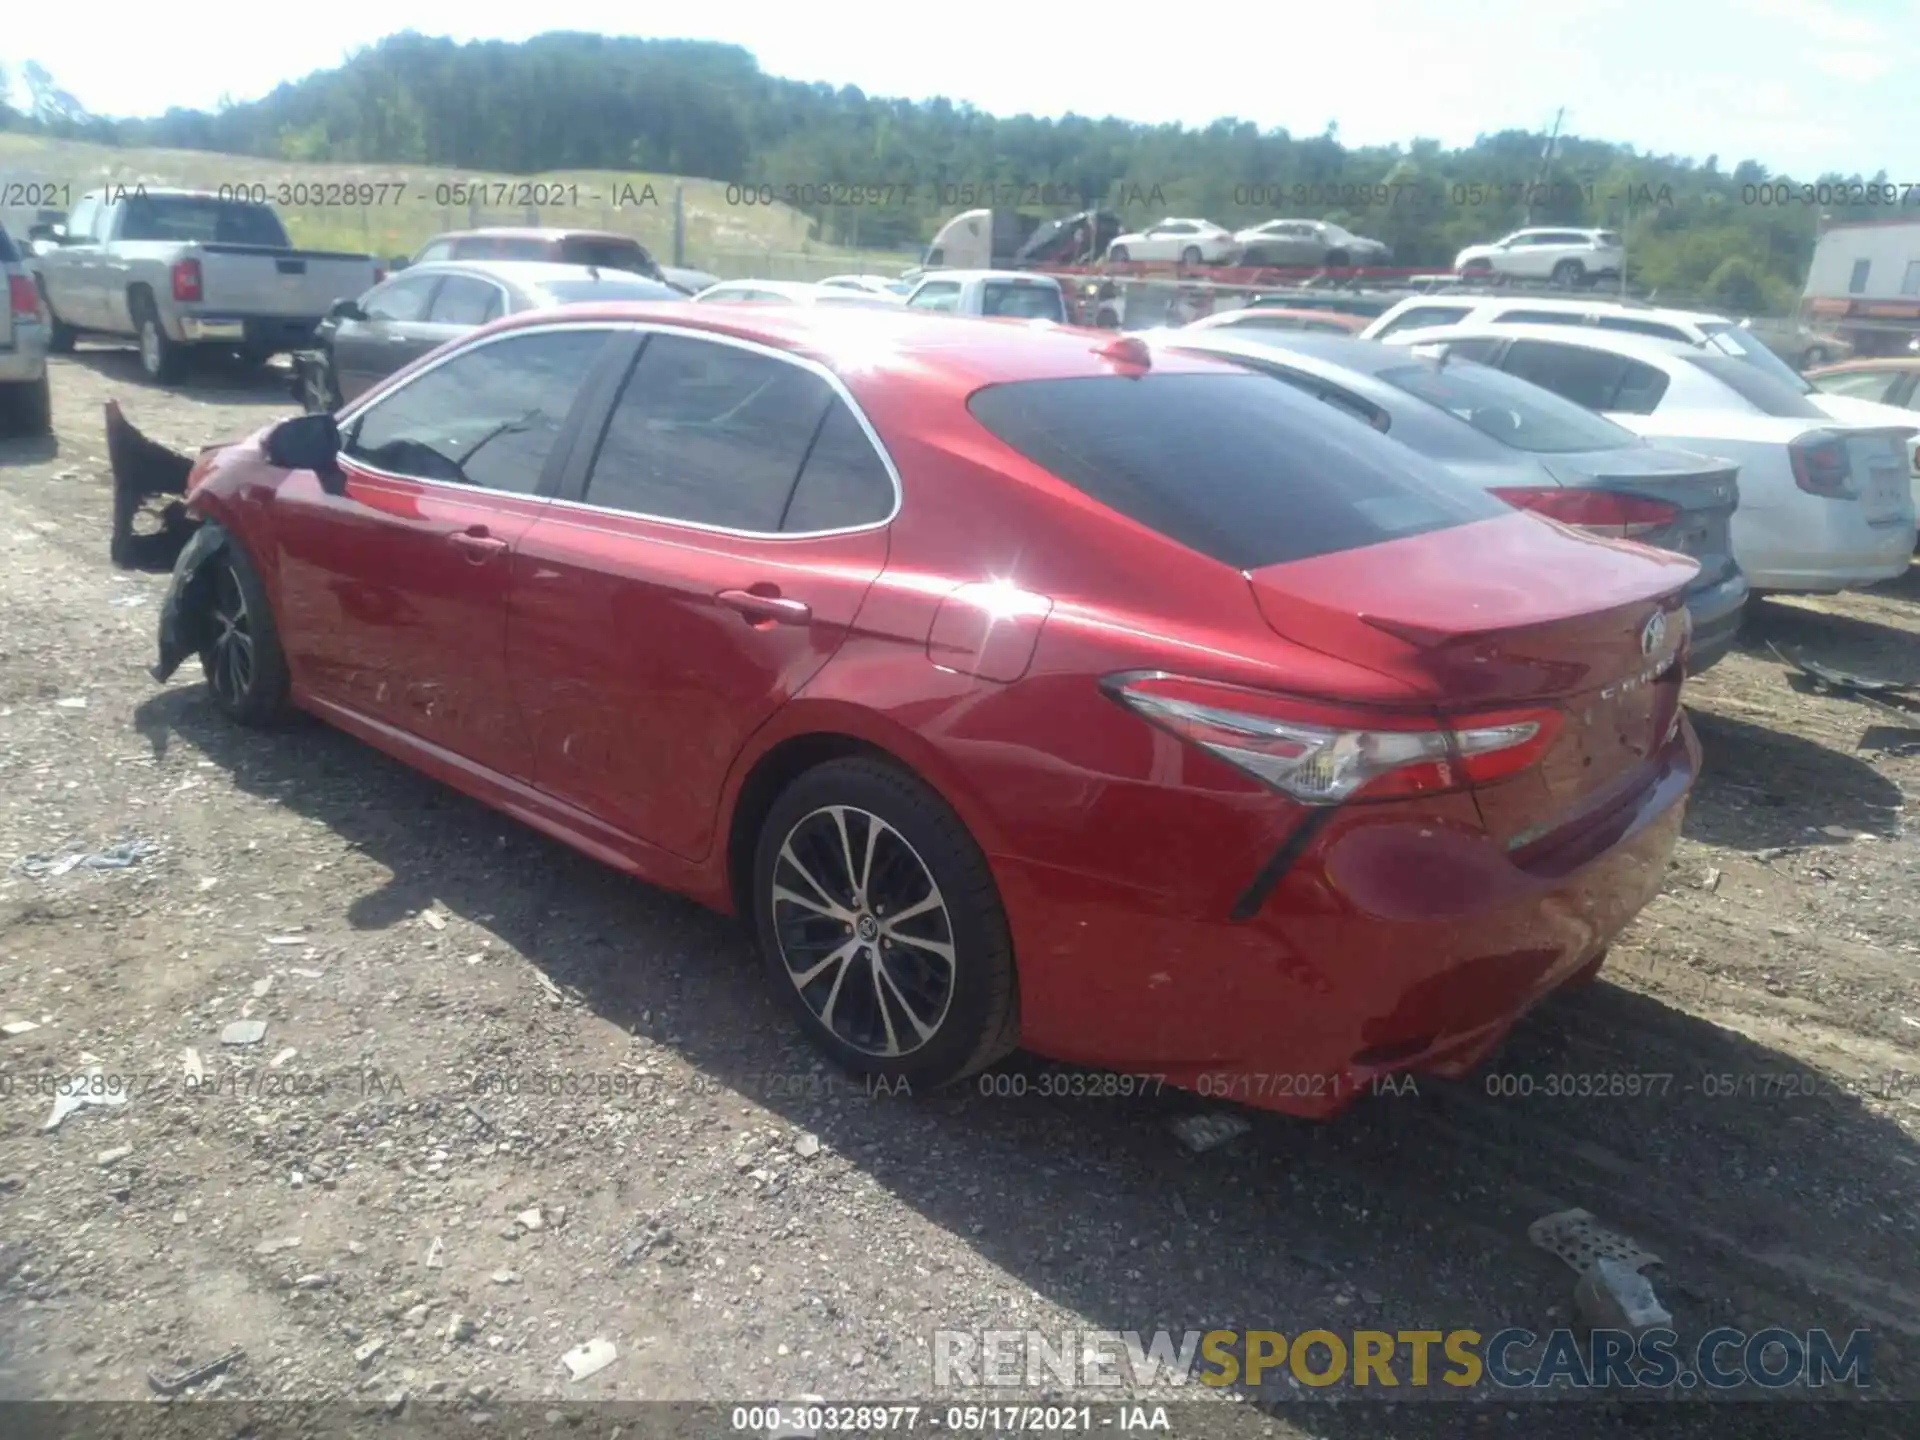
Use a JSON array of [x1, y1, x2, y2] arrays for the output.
[[30, 187, 382, 383]]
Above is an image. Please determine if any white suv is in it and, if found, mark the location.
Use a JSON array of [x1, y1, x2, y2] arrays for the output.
[[1452, 228, 1623, 286]]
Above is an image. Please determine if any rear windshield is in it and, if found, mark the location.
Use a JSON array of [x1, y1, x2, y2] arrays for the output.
[[119, 196, 290, 247], [536, 277, 681, 304], [1697, 322, 1816, 393], [982, 281, 1064, 321], [560, 237, 657, 274], [1685, 355, 1829, 417], [967, 374, 1508, 570], [1377, 359, 1640, 454]]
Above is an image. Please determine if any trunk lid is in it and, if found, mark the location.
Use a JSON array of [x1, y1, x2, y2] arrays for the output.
[[1538, 445, 1740, 587], [1245, 511, 1694, 839]]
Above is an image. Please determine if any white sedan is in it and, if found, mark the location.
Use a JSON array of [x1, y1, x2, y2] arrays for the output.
[[1381, 322, 1918, 592], [1106, 219, 1238, 266]]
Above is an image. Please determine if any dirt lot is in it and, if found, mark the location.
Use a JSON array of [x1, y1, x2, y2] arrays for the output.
[[0, 349, 1917, 1436]]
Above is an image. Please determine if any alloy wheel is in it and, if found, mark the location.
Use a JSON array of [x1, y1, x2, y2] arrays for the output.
[[207, 563, 256, 707], [769, 804, 957, 1057]]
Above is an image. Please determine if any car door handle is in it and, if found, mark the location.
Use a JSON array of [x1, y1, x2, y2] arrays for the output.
[[716, 588, 811, 624], [449, 528, 508, 561]]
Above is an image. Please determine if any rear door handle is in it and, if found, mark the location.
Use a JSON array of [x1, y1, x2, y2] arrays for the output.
[[449, 527, 508, 561], [716, 588, 811, 624]]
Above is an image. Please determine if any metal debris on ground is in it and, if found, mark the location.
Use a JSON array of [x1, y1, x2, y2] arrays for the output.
[[560, 1337, 617, 1382], [1574, 1255, 1673, 1332], [269, 1048, 297, 1068], [1528, 1208, 1663, 1276], [43, 1069, 130, 1130], [422, 910, 446, 931], [96, 1144, 133, 1165], [180, 1047, 206, 1083], [147, 1347, 243, 1396], [793, 1132, 821, 1158], [535, 974, 566, 1006], [1, 1019, 41, 1037], [425, 1236, 446, 1268], [12, 838, 159, 879], [1170, 1112, 1253, 1153]]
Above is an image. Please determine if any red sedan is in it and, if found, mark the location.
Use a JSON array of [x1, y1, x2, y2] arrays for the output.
[[120, 304, 1701, 1118]]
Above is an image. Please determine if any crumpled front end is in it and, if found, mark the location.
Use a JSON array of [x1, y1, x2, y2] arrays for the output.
[[151, 520, 230, 683]]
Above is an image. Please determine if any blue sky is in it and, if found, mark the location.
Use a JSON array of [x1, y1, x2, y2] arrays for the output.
[[3, 0, 1907, 178]]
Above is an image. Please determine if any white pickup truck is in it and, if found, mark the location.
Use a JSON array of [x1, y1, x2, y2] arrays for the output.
[[30, 187, 381, 383], [901, 269, 1067, 323]]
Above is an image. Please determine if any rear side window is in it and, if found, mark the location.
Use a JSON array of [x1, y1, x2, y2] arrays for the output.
[[561, 237, 657, 275], [1499, 340, 1670, 415], [427, 276, 504, 326], [781, 401, 896, 531], [457, 237, 547, 262], [1377, 360, 1640, 453], [981, 281, 1064, 321], [1595, 316, 1689, 342], [1374, 305, 1471, 338], [1685, 356, 1829, 417], [1494, 310, 1586, 326], [583, 334, 834, 531], [966, 374, 1507, 570], [415, 240, 454, 263]]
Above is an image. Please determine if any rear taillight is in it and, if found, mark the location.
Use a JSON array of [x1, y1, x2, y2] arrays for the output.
[[171, 258, 203, 303], [8, 273, 41, 322], [1105, 673, 1562, 805], [1788, 435, 1855, 499], [1490, 486, 1678, 538]]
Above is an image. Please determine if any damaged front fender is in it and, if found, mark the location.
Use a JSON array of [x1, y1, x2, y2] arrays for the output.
[[152, 521, 230, 683], [107, 399, 203, 573]]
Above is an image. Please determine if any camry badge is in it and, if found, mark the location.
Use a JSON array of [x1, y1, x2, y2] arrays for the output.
[[1641, 611, 1668, 658]]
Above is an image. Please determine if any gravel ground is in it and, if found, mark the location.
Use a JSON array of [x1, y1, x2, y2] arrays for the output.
[[0, 348, 1917, 1438]]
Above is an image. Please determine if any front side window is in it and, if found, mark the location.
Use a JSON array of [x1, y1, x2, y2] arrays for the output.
[[581, 335, 837, 531], [1684, 356, 1828, 417], [363, 275, 441, 323], [1812, 370, 1903, 402], [344, 329, 610, 492], [414, 240, 454, 263]]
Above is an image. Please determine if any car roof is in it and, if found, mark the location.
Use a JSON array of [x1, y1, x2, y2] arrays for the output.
[[1422, 296, 1728, 327], [395, 260, 672, 290], [476, 303, 1241, 388], [1201, 308, 1365, 328], [700, 279, 832, 297], [427, 227, 638, 244], [1167, 331, 1422, 375], [1394, 321, 1701, 364], [915, 270, 1060, 285]]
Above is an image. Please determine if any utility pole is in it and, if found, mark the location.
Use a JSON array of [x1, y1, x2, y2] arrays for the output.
[[1527, 107, 1565, 226]]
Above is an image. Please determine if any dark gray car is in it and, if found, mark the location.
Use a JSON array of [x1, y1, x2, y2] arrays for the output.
[[294, 260, 681, 410], [1157, 329, 1751, 673]]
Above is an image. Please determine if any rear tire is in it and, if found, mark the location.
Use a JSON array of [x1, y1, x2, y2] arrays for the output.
[[1324, 248, 1350, 269], [132, 294, 188, 384], [751, 757, 1019, 1091], [38, 280, 77, 353], [6, 374, 51, 437], [1551, 259, 1586, 288], [199, 541, 292, 727]]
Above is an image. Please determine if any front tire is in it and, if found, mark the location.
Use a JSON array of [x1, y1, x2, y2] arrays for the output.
[[1180, 245, 1203, 266], [199, 542, 292, 727], [752, 757, 1019, 1090], [1109, 245, 1130, 263], [1802, 345, 1829, 369]]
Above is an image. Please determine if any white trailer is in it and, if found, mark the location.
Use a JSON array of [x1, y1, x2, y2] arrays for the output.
[[1801, 219, 1920, 356]]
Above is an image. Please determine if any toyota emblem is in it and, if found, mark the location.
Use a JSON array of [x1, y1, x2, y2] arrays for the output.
[[1641, 611, 1668, 657]]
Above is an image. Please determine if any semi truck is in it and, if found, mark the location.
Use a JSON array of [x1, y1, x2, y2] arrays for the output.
[[1800, 218, 1920, 358]]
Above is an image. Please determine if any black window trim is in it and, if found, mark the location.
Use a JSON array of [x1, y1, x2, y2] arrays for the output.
[[550, 325, 904, 538], [336, 321, 629, 495]]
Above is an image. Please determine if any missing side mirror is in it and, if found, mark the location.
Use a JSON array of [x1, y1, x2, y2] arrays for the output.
[[264, 413, 345, 494]]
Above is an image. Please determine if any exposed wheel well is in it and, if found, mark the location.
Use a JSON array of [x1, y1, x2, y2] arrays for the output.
[[726, 732, 905, 915]]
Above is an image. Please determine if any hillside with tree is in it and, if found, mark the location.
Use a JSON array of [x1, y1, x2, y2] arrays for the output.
[[0, 33, 1901, 312]]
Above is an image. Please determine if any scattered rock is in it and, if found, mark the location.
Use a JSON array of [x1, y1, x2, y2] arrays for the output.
[[447, 1314, 476, 1343], [355, 1337, 388, 1367], [270, 1047, 297, 1068], [425, 1237, 446, 1269], [96, 1144, 133, 1166], [491, 1269, 519, 1285], [1, 1019, 41, 1037], [220, 1020, 267, 1047], [516, 1208, 545, 1232], [1170, 1112, 1251, 1153], [793, 1132, 821, 1159]]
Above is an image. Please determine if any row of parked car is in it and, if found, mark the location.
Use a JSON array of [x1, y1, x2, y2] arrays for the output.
[[97, 243, 1913, 1119]]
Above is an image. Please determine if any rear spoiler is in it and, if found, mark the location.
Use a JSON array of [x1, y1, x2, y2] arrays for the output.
[[105, 400, 201, 573]]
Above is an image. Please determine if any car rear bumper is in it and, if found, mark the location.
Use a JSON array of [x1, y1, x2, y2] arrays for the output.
[[176, 314, 322, 352], [994, 719, 1698, 1118], [0, 321, 50, 382], [1682, 566, 1749, 674]]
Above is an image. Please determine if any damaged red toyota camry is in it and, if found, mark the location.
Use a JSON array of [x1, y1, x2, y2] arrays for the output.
[[109, 305, 1701, 1118]]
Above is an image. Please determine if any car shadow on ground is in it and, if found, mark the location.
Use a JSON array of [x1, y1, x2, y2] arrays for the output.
[[0, 434, 59, 468], [1681, 709, 1906, 850], [62, 344, 296, 406], [131, 685, 1920, 1424]]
